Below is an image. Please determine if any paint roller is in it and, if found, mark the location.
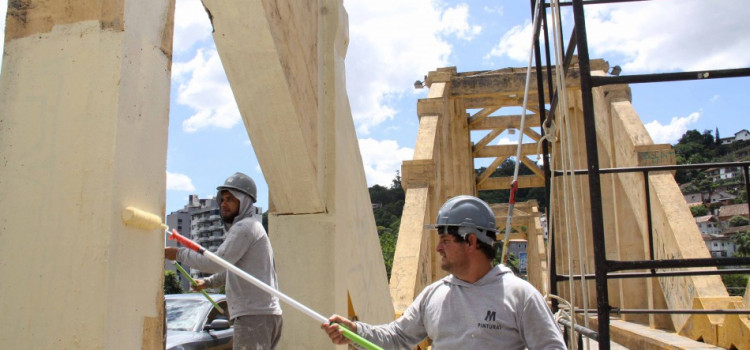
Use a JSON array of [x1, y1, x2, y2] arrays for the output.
[[122, 206, 382, 350], [123, 207, 225, 314]]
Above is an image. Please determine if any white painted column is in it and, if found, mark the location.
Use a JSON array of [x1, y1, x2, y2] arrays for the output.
[[0, 1, 174, 348]]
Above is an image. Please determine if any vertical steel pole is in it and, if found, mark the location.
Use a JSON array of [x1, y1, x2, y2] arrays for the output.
[[541, 0, 560, 308], [531, 0, 557, 310], [571, 1, 610, 348], [644, 171, 656, 274]]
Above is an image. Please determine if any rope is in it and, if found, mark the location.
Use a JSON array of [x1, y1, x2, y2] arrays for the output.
[[500, 0, 543, 264], [548, 1, 591, 348]]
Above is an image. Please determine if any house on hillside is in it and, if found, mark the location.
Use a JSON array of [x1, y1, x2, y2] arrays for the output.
[[702, 233, 738, 257], [720, 129, 750, 145], [683, 190, 736, 205], [723, 225, 750, 235], [695, 215, 721, 235], [717, 203, 750, 228], [705, 167, 742, 182]]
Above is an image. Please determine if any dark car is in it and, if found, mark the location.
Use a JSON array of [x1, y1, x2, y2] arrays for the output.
[[166, 293, 233, 350]]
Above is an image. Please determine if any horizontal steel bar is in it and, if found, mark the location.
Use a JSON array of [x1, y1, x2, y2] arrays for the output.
[[591, 67, 750, 87], [558, 318, 599, 341], [556, 268, 750, 281], [608, 257, 750, 272], [553, 161, 750, 176], [572, 308, 750, 315], [553, 0, 650, 6]]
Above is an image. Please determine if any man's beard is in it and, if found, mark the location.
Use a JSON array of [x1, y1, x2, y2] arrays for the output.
[[221, 211, 238, 224]]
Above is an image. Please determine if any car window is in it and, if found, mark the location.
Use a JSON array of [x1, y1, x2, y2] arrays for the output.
[[206, 301, 231, 325], [166, 299, 209, 331]]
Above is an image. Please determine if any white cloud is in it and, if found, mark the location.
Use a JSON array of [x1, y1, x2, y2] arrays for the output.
[[483, 5, 504, 16], [440, 4, 482, 40], [485, 20, 534, 62], [172, 48, 241, 132], [485, 0, 749, 73], [358, 138, 414, 186], [344, 0, 475, 134], [644, 111, 701, 144], [710, 95, 720, 103], [173, 0, 213, 54], [585, 0, 750, 73], [167, 171, 196, 191], [496, 136, 515, 145]]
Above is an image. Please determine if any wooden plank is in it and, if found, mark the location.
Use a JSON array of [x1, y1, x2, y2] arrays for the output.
[[474, 129, 504, 152], [401, 160, 436, 190], [413, 115, 439, 160], [450, 68, 584, 97], [473, 143, 539, 158], [520, 157, 545, 177], [463, 96, 542, 111], [390, 186, 434, 313], [417, 97, 445, 118], [523, 127, 542, 142], [477, 156, 507, 187], [478, 175, 545, 190], [468, 106, 500, 126], [471, 114, 542, 130]]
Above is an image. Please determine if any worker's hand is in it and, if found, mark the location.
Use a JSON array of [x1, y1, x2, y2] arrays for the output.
[[321, 314, 357, 345], [192, 279, 207, 292], [164, 247, 178, 261]]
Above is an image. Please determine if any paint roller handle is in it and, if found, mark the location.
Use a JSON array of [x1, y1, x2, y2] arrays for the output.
[[173, 261, 224, 315], [168, 229, 204, 254], [334, 323, 384, 350]]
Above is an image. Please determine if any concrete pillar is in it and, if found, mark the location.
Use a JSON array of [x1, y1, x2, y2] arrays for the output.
[[0, 0, 175, 349], [202, 1, 394, 348]]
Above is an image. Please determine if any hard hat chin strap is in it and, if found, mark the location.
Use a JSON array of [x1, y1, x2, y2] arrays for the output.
[[458, 226, 495, 246]]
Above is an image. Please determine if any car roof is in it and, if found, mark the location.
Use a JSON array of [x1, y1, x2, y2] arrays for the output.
[[165, 293, 226, 301]]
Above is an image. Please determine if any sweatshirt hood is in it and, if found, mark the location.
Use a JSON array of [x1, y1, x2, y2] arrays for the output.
[[221, 189, 255, 230]]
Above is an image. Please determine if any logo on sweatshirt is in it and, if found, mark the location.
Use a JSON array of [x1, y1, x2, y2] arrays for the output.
[[484, 310, 496, 322], [477, 310, 501, 330]]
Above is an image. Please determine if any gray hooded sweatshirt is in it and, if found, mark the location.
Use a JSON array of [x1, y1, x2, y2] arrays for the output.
[[355, 264, 565, 349], [177, 189, 282, 320]]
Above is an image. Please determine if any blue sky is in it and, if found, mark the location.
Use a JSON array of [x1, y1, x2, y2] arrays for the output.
[[1, 0, 748, 215]]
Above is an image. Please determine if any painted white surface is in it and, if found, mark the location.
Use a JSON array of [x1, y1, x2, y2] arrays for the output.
[[0, 1, 173, 347]]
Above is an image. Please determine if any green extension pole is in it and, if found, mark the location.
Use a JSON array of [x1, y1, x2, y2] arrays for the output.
[[335, 324, 383, 350], [173, 261, 225, 315]]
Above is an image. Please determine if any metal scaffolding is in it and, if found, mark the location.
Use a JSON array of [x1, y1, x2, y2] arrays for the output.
[[527, 0, 750, 348]]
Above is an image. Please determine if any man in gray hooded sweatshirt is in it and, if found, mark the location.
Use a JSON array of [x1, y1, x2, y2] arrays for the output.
[[165, 172, 282, 350], [321, 195, 565, 349]]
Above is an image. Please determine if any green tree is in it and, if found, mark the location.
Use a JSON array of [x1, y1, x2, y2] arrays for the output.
[[721, 274, 748, 297], [729, 215, 750, 227], [378, 224, 398, 280], [673, 129, 726, 183], [164, 270, 184, 294], [734, 231, 750, 257], [690, 205, 708, 217]]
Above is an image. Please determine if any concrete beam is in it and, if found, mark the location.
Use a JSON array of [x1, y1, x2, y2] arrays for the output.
[[205, 0, 323, 215]]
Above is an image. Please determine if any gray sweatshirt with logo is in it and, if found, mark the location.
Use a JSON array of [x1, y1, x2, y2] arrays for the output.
[[177, 197, 281, 320], [355, 264, 565, 349]]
